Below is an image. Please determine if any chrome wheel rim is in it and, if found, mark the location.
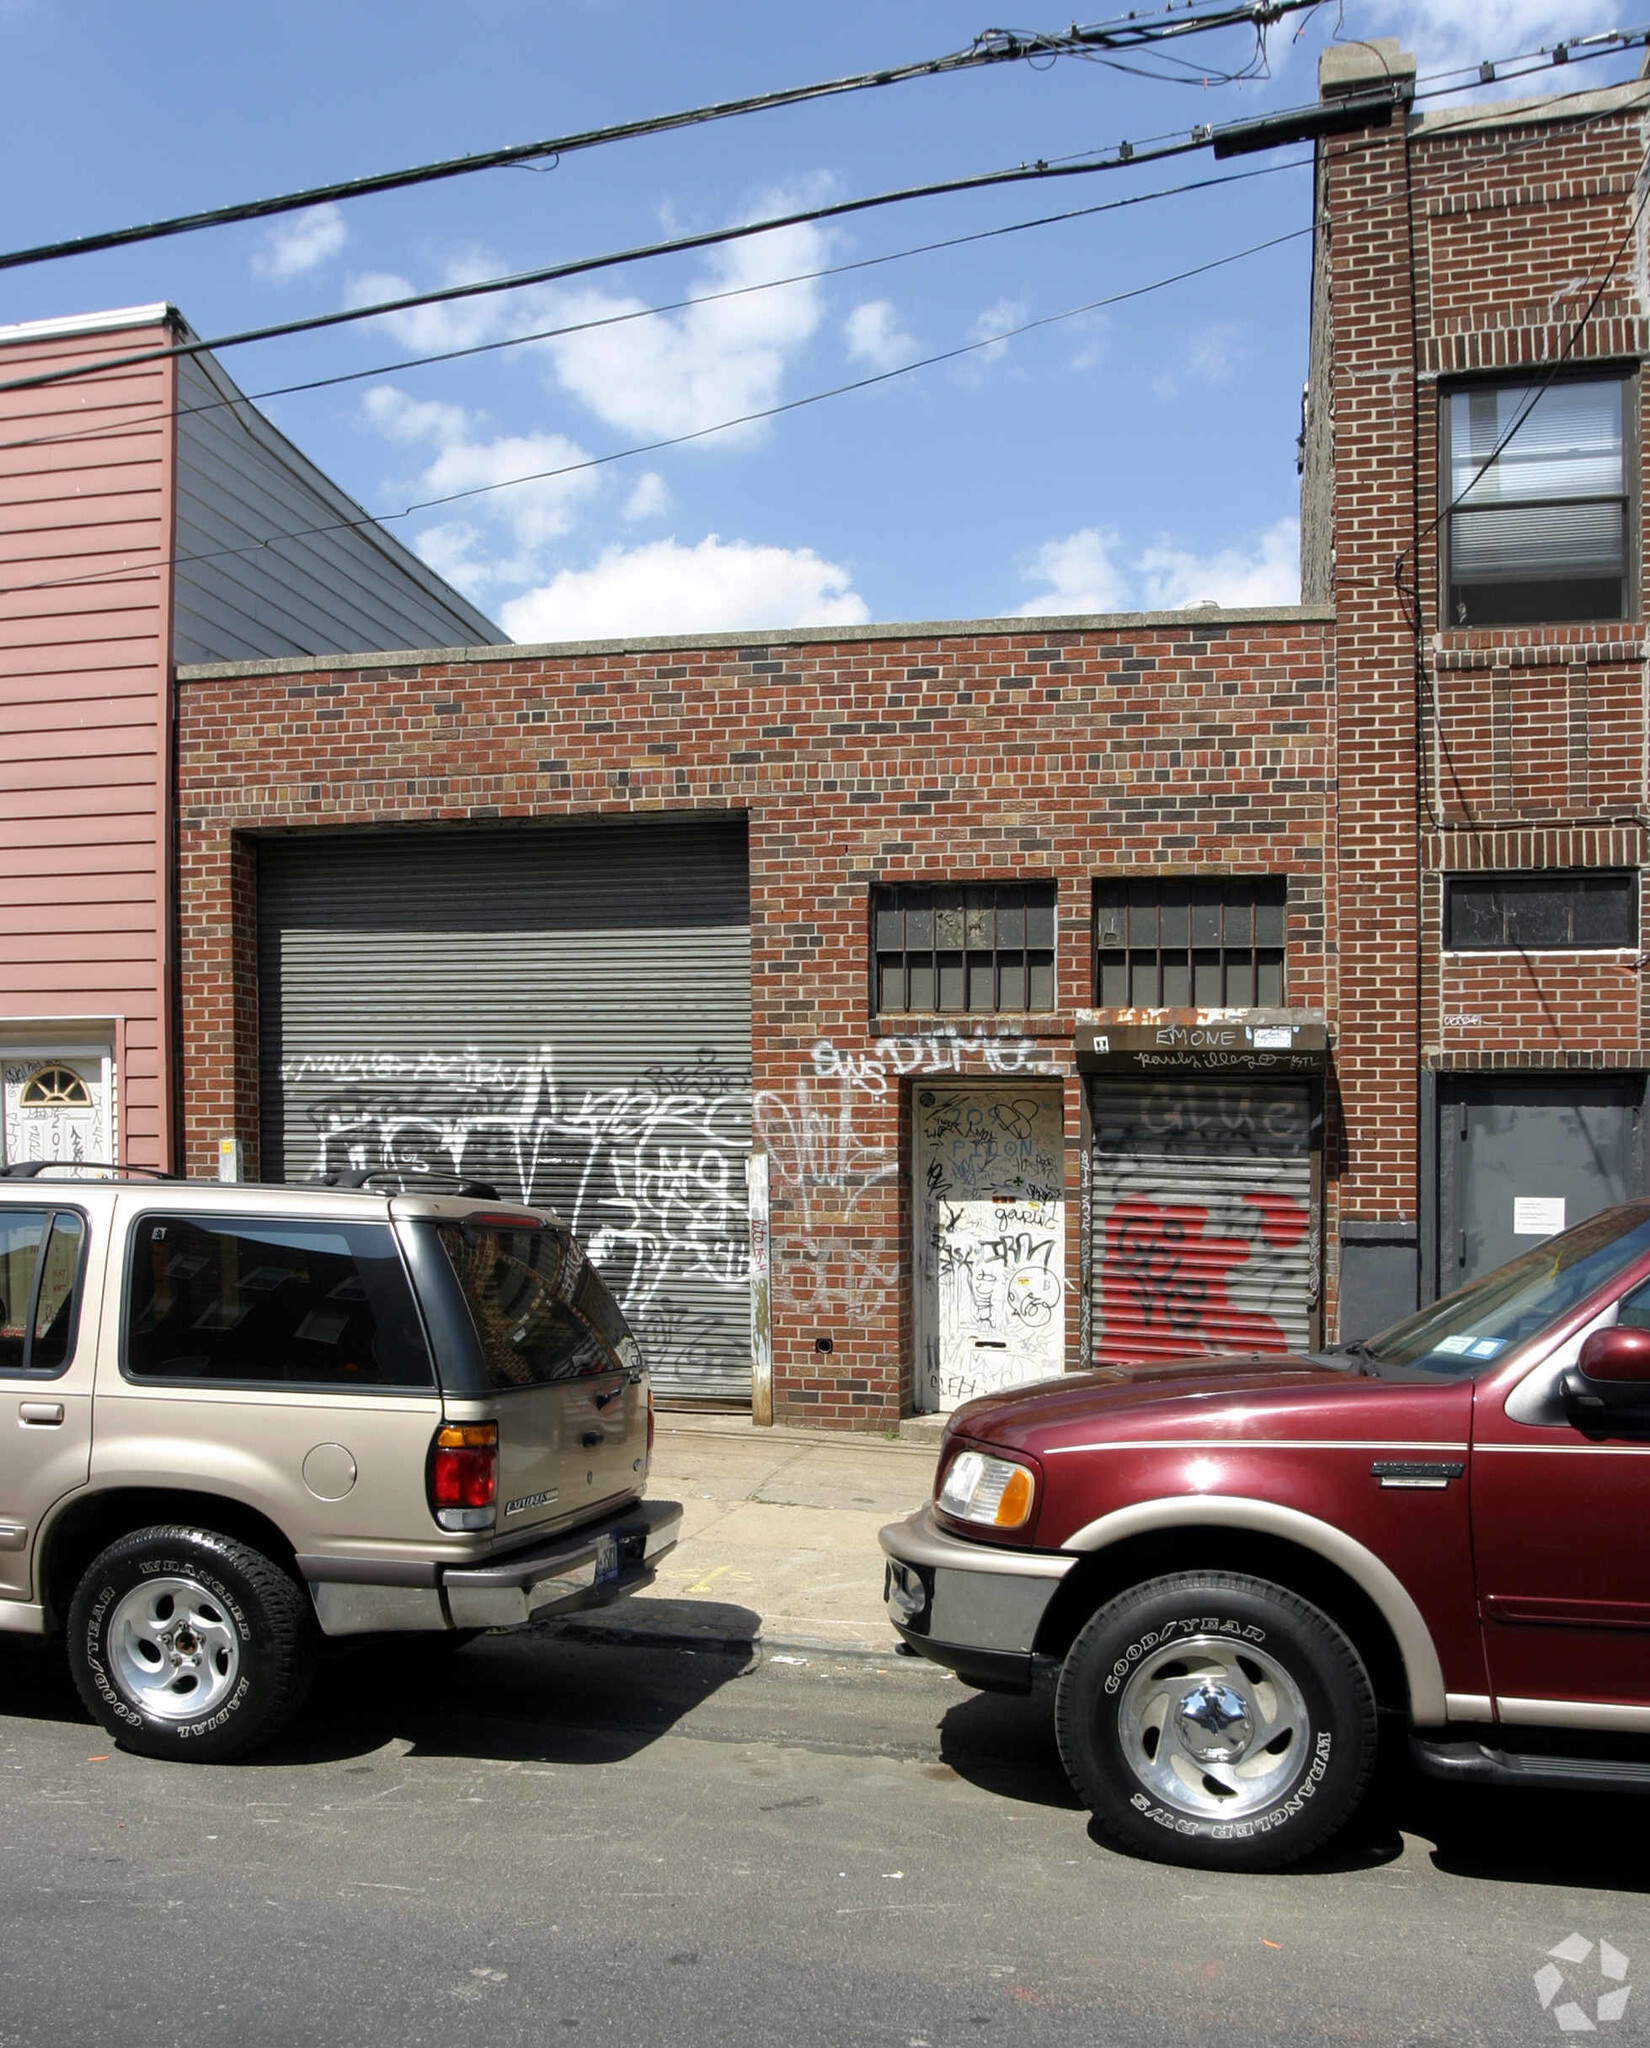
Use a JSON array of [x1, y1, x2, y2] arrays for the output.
[[107, 1576, 241, 1721], [1116, 1633, 1311, 1821]]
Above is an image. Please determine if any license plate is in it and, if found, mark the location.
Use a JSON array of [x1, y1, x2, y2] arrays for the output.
[[594, 1534, 620, 1586]]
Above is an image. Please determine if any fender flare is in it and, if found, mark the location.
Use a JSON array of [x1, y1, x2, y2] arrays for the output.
[[1059, 1493, 1448, 1725]]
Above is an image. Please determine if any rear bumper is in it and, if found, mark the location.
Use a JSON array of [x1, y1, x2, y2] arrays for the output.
[[305, 1499, 683, 1637], [878, 1505, 1074, 1693]]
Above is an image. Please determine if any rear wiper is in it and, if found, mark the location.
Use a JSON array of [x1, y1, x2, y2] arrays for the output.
[[1330, 1339, 1383, 1377]]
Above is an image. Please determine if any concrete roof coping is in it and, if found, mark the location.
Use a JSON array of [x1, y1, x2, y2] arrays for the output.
[[1318, 38, 1414, 97], [0, 302, 178, 345], [1412, 75, 1650, 138], [174, 603, 1336, 681]]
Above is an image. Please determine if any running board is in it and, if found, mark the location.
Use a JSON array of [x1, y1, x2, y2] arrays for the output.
[[1412, 1738, 1650, 1793]]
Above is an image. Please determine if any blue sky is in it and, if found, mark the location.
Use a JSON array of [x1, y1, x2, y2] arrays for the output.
[[2, 0, 1639, 639]]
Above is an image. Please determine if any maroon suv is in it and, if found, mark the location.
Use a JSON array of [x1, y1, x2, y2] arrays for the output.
[[881, 1200, 1650, 1870]]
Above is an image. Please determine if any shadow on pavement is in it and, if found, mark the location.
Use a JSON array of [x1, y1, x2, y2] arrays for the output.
[[0, 1604, 763, 1771]]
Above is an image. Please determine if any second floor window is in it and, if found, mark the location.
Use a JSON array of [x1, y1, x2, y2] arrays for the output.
[[873, 883, 1055, 1014], [1094, 877, 1286, 1008], [1444, 375, 1629, 627]]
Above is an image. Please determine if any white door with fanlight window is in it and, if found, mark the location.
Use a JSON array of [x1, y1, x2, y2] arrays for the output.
[[2, 1053, 113, 1171], [914, 1083, 1066, 1412]]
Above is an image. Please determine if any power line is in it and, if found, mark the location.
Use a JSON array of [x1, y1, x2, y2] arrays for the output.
[[0, 158, 1310, 460], [0, 0, 1316, 276], [0, 222, 1312, 603]]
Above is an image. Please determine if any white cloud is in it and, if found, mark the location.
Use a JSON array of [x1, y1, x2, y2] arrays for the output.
[[535, 205, 831, 445], [347, 247, 523, 352], [844, 299, 916, 371], [363, 383, 600, 592], [966, 297, 1028, 367], [1151, 321, 1247, 398], [500, 534, 869, 641], [622, 471, 672, 521], [1014, 518, 1300, 616], [253, 203, 348, 282]]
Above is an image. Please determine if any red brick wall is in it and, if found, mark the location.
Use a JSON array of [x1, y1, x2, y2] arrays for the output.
[[175, 614, 1333, 1425]]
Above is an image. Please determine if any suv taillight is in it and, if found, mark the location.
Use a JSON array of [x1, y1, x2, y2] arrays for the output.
[[430, 1421, 498, 1531]]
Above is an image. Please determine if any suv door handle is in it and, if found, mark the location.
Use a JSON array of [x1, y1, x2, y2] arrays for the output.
[[19, 1402, 63, 1426]]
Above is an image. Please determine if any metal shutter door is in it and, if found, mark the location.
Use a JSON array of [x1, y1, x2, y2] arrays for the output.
[[258, 818, 752, 1403], [1089, 1079, 1315, 1368]]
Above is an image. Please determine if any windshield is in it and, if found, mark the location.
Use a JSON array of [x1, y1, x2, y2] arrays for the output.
[[438, 1222, 640, 1389], [1358, 1202, 1650, 1375]]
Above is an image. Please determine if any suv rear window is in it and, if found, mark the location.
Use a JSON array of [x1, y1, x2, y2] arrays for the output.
[[126, 1215, 434, 1388], [438, 1223, 637, 1389]]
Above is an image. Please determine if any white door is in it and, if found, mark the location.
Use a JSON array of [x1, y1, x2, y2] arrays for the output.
[[2, 1054, 112, 1170], [915, 1084, 1066, 1412]]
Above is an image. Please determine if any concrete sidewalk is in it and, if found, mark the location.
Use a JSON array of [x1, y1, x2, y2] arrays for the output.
[[534, 1414, 942, 1662]]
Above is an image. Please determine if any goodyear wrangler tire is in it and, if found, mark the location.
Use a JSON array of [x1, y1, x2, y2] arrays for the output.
[[1054, 1571, 1377, 1871], [66, 1526, 316, 1763]]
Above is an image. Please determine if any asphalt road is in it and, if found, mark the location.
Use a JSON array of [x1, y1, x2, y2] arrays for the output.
[[0, 1627, 1643, 2048]]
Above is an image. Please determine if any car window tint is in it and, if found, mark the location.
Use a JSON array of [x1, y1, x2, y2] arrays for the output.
[[30, 1214, 84, 1372], [1617, 1280, 1650, 1331], [126, 1215, 433, 1388], [0, 1210, 47, 1372], [437, 1224, 635, 1389]]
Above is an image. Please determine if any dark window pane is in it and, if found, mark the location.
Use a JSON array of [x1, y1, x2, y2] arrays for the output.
[[1446, 873, 1635, 951], [1190, 883, 1222, 948], [908, 956, 936, 1011], [1161, 957, 1191, 1007], [1028, 954, 1055, 1011], [935, 899, 964, 950], [1130, 957, 1159, 1006], [31, 1215, 84, 1372], [1099, 956, 1128, 1006], [1093, 891, 1126, 950], [1192, 952, 1224, 1006], [996, 896, 1025, 948], [1025, 897, 1055, 949], [874, 900, 903, 951], [126, 1216, 433, 1388], [906, 901, 933, 949], [965, 894, 994, 950], [999, 956, 1026, 1010], [876, 883, 1054, 1016], [877, 956, 906, 1012], [0, 1211, 47, 1373], [440, 1225, 634, 1388], [1256, 952, 1285, 1007], [1127, 893, 1158, 947], [938, 953, 965, 1009], [967, 955, 995, 1009], [1224, 895, 1253, 947], [1158, 882, 1190, 949], [1226, 958, 1255, 1008]]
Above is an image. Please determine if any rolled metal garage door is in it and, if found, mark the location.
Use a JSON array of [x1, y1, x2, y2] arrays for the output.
[[258, 817, 752, 1403], [1089, 1078, 1316, 1367]]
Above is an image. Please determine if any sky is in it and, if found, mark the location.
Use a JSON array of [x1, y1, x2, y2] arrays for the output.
[[0, 0, 1641, 641]]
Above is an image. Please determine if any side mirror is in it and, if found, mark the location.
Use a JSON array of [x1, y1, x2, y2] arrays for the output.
[[1561, 1326, 1650, 1430]]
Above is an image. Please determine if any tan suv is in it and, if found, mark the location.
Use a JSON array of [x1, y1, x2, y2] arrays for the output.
[[0, 1166, 680, 1761]]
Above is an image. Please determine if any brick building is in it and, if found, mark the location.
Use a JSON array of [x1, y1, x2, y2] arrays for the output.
[[1303, 45, 1650, 1331], [17, 46, 1650, 1425]]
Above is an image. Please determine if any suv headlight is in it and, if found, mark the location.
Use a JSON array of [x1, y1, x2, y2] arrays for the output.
[[937, 1449, 1036, 1529]]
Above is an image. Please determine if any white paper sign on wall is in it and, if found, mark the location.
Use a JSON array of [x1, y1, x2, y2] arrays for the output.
[[1514, 1196, 1566, 1237]]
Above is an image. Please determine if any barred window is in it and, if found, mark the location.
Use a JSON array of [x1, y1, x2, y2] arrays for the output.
[[1444, 375, 1630, 627], [873, 883, 1055, 1014], [1094, 877, 1286, 1008], [1444, 871, 1637, 951]]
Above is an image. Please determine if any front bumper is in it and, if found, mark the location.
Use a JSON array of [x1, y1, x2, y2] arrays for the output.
[[879, 1504, 1074, 1693], [305, 1499, 684, 1636]]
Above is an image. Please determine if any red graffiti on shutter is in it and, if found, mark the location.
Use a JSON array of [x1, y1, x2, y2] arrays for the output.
[[1097, 1194, 1303, 1365]]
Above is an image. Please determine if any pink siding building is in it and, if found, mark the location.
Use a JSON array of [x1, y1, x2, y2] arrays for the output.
[[0, 305, 497, 1172]]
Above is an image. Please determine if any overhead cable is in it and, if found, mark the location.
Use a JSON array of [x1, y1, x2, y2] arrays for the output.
[[0, 0, 1318, 276]]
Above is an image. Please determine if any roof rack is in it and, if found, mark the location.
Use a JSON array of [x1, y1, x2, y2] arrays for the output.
[[313, 1168, 503, 1200], [0, 1160, 183, 1181]]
